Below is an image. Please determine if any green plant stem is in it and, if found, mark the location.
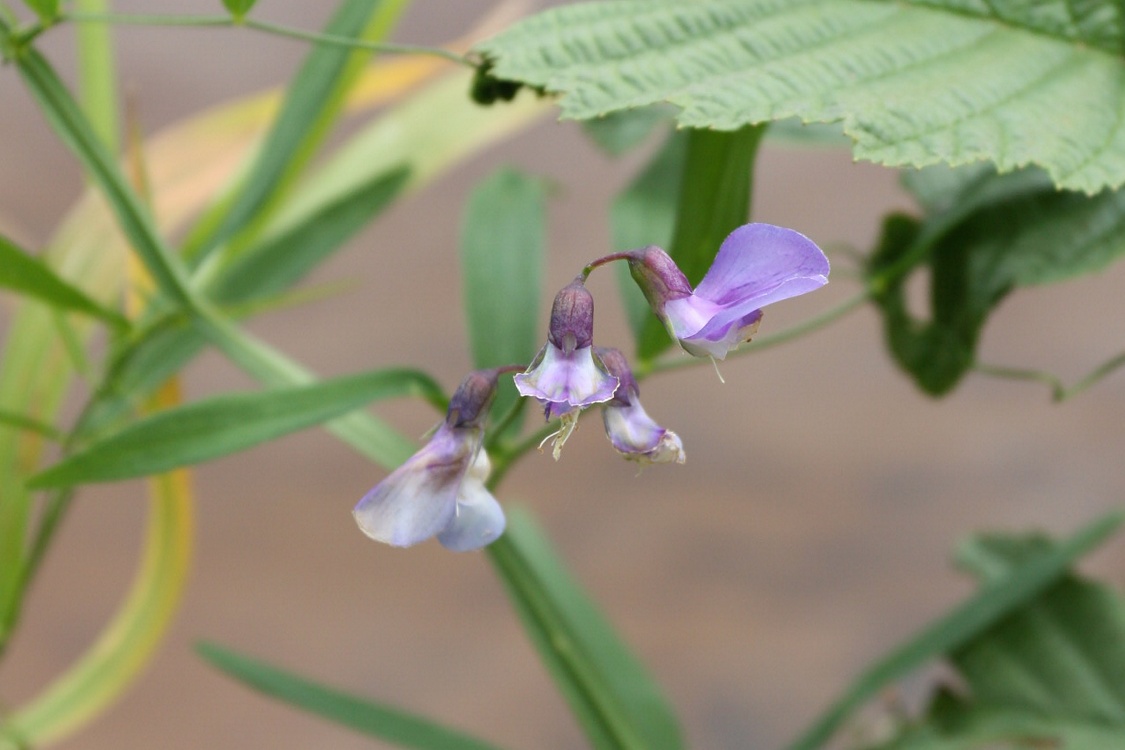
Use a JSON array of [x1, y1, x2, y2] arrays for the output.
[[975, 349, 1125, 402], [642, 290, 870, 377], [75, 0, 119, 153], [62, 11, 473, 66]]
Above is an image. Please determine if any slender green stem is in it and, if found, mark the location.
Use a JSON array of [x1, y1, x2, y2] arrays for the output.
[[0, 411, 63, 442], [75, 0, 119, 154], [642, 290, 871, 377], [485, 393, 530, 452], [975, 348, 1125, 402], [62, 11, 473, 66]]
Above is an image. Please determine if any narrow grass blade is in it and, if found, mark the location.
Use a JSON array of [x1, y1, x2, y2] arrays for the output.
[[0, 234, 127, 328], [488, 509, 682, 750], [197, 642, 508, 750], [29, 368, 444, 488]]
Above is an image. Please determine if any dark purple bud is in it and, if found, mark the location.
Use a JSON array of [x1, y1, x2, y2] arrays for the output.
[[627, 246, 693, 313], [446, 369, 501, 428], [547, 279, 595, 353], [594, 347, 638, 407]]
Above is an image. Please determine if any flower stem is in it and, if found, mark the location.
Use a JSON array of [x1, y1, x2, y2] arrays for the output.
[[62, 11, 474, 66], [580, 251, 634, 281], [643, 289, 871, 377]]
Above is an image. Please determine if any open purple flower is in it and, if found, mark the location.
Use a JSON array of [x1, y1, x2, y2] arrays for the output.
[[596, 347, 684, 464], [628, 223, 829, 359], [353, 370, 506, 551], [515, 279, 619, 458]]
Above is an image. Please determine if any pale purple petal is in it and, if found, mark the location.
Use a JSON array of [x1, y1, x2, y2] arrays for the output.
[[694, 223, 829, 310], [352, 424, 478, 547], [603, 400, 685, 464], [436, 451, 506, 552], [514, 342, 619, 418], [681, 308, 763, 360]]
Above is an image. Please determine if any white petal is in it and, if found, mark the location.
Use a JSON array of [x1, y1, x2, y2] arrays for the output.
[[437, 452, 506, 552]]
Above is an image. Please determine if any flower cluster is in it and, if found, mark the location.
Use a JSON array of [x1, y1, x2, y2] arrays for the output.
[[354, 223, 828, 551]]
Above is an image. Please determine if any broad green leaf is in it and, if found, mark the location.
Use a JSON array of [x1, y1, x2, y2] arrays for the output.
[[0, 235, 127, 328], [0, 409, 61, 442], [196, 642, 507, 750], [868, 166, 1125, 395], [476, 0, 1125, 194], [582, 105, 672, 156], [190, 0, 410, 263], [459, 168, 546, 431], [488, 509, 682, 750], [864, 527, 1125, 750], [209, 166, 410, 302], [636, 124, 763, 361], [29, 368, 444, 488], [222, 0, 257, 19], [787, 511, 1123, 750], [610, 131, 687, 338]]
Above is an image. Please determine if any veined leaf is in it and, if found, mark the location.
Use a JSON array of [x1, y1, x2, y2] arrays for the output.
[[0, 235, 127, 328], [863, 524, 1125, 750], [636, 124, 762, 361], [868, 166, 1125, 395], [29, 368, 444, 488], [488, 509, 682, 750], [460, 168, 547, 431], [477, 0, 1125, 194], [582, 105, 672, 157], [197, 643, 507, 750]]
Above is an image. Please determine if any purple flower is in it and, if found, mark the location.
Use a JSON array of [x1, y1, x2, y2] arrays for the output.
[[515, 279, 619, 457], [597, 347, 684, 465], [628, 223, 829, 359], [353, 370, 506, 551]]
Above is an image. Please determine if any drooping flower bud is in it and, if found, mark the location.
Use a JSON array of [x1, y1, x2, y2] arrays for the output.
[[596, 347, 684, 465]]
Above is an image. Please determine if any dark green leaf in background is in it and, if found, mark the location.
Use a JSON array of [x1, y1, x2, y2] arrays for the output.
[[862, 523, 1125, 750], [197, 643, 507, 750], [868, 166, 1125, 395], [477, 0, 1125, 193], [610, 131, 687, 339], [459, 168, 547, 431], [788, 511, 1123, 750], [636, 124, 763, 361], [0, 235, 127, 328], [29, 367, 445, 488], [21, 0, 58, 22], [488, 509, 683, 750]]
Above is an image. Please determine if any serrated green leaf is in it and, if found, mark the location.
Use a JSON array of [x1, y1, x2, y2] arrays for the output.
[[869, 166, 1125, 395], [636, 124, 762, 361], [788, 511, 1123, 750], [863, 523, 1125, 750], [610, 131, 687, 338], [196, 643, 506, 750], [221, 0, 256, 19], [0, 235, 127, 328], [29, 368, 444, 488], [477, 0, 1125, 194], [488, 509, 682, 750], [460, 168, 546, 431], [581, 105, 672, 157]]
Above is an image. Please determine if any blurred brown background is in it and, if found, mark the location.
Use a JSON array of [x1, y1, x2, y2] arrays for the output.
[[2, 2, 1125, 749]]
